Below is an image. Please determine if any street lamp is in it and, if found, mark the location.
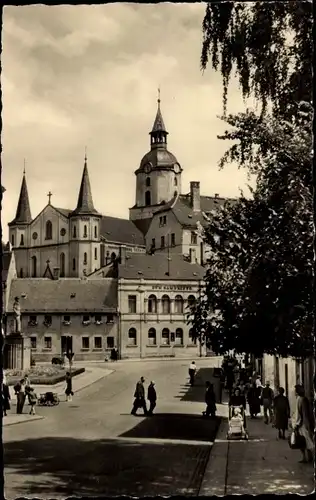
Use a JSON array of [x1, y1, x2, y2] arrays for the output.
[[137, 283, 145, 359]]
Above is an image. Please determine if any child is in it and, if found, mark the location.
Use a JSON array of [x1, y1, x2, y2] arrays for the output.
[[230, 407, 246, 434], [28, 387, 38, 415]]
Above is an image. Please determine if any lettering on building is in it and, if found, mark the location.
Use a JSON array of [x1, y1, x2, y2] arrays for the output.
[[152, 285, 193, 291]]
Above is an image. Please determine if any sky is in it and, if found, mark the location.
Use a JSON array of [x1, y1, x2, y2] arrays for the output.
[[1, 3, 256, 241]]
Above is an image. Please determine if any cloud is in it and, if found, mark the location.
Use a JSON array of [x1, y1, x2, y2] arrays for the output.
[[1, 3, 255, 240]]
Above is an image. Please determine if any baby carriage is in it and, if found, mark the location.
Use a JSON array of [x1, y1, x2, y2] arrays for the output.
[[227, 405, 248, 440], [38, 392, 60, 406]]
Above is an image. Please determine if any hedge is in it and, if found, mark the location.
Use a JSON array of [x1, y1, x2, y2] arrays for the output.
[[7, 367, 85, 386]]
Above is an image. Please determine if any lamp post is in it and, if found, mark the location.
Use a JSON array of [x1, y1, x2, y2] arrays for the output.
[[137, 283, 145, 359]]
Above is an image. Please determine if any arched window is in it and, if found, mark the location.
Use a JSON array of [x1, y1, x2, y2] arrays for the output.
[[72, 258, 76, 271], [175, 328, 184, 345], [148, 294, 157, 313], [188, 295, 196, 307], [174, 177, 178, 186], [45, 220, 52, 240], [83, 225, 87, 238], [20, 234, 24, 246], [128, 327, 137, 346], [189, 328, 197, 345], [161, 294, 170, 314], [94, 247, 98, 260], [162, 328, 170, 345], [145, 190, 151, 206], [94, 225, 98, 238], [11, 234, 15, 247], [73, 226, 77, 238], [146, 177, 151, 187], [31, 256, 37, 278], [148, 328, 156, 345], [174, 295, 184, 314], [111, 252, 116, 262], [60, 253, 65, 277], [83, 252, 87, 265]]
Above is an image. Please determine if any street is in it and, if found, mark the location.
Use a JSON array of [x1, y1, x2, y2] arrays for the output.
[[3, 359, 221, 498]]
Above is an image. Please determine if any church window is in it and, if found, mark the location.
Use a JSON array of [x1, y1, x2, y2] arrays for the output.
[[83, 253, 87, 265], [20, 234, 24, 246], [145, 190, 151, 206], [73, 226, 77, 238], [163, 216, 167, 225], [94, 226, 97, 238], [11, 234, 15, 246], [60, 228, 66, 237], [31, 256, 37, 278], [161, 236, 165, 249], [32, 232, 38, 240], [45, 220, 53, 240], [72, 258, 76, 271], [94, 248, 98, 260], [83, 225, 87, 238], [146, 177, 151, 187], [171, 233, 175, 246], [60, 253, 65, 277], [191, 231, 197, 245], [174, 177, 178, 186]]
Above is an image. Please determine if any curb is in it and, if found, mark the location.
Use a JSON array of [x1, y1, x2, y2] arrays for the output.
[[3, 415, 45, 428], [198, 418, 229, 496]]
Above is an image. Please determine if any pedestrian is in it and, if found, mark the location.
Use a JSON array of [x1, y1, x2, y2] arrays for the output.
[[2, 372, 11, 416], [65, 371, 74, 402], [273, 387, 290, 439], [202, 381, 217, 418], [247, 381, 261, 418], [261, 381, 274, 424], [255, 375, 263, 389], [294, 384, 314, 463], [28, 387, 38, 415], [147, 381, 157, 415], [188, 361, 197, 386], [24, 374, 31, 405], [14, 378, 26, 414], [229, 387, 246, 410], [226, 369, 235, 397], [131, 377, 147, 416], [110, 348, 116, 362]]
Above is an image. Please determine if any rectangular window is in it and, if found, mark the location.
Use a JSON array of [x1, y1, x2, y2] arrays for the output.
[[106, 314, 114, 324], [44, 336, 52, 349], [44, 315, 52, 326], [191, 231, 197, 245], [161, 236, 165, 249], [94, 247, 98, 260], [159, 216, 163, 227], [63, 315, 70, 323], [152, 238, 155, 249], [171, 233, 175, 246], [82, 314, 90, 324], [30, 336, 37, 349], [95, 314, 102, 323], [107, 336, 114, 349], [94, 226, 98, 238], [20, 234, 24, 246], [128, 295, 137, 313], [82, 337, 90, 349], [28, 315, 37, 326], [94, 336, 102, 349], [163, 216, 167, 225]]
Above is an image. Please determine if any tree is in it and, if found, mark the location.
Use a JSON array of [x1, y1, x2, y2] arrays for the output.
[[189, 103, 313, 358], [201, 1, 312, 117]]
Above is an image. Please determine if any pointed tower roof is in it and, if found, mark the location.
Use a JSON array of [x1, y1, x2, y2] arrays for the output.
[[8, 169, 32, 226], [71, 152, 100, 217], [150, 88, 168, 134]]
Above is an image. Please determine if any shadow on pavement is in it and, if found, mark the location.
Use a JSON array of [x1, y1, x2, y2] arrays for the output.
[[4, 436, 213, 497], [175, 368, 222, 403], [120, 413, 220, 443]]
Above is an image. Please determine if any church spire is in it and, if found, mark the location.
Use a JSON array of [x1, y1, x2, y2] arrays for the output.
[[8, 168, 32, 226], [150, 88, 168, 149], [71, 150, 100, 216]]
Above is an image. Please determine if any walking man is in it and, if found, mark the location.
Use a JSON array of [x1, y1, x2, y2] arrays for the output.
[[131, 376, 148, 416], [147, 381, 157, 415], [202, 381, 217, 418], [262, 381, 274, 424], [188, 361, 197, 386]]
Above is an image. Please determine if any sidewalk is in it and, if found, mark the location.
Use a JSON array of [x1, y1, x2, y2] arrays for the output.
[[199, 404, 314, 495]]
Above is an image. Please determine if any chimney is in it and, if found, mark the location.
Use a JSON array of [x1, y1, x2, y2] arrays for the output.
[[190, 181, 200, 212], [189, 248, 196, 264], [215, 193, 219, 198], [53, 267, 60, 280], [119, 245, 127, 266]]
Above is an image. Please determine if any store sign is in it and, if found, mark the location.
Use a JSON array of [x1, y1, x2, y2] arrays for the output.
[[152, 285, 193, 291]]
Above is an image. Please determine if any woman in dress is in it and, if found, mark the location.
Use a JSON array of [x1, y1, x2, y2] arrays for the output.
[[247, 381, 262, 418], [294, 384, 314, 463], [2, 372, 11, 416], [273, 387, 290, 439]]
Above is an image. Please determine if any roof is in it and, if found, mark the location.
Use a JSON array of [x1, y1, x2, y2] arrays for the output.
[[151, 101, 168, 134], [152, 193, 237, 228], [118, 252, 205, 281], [7, 278, 118, 313], [139, 148, 178, 170], [71, 159, 100, 216], [8, 173, 32, 226], [2, 252, 12, 283], [100, 216, 145, 246]]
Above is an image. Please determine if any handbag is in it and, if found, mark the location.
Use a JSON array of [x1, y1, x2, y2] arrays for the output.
[[288, 429, 306, 450]]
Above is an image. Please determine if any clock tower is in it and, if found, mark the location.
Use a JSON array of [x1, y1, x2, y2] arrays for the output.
[[130, 93, 183, 228]]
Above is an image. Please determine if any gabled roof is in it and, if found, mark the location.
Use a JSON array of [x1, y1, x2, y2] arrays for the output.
[[71, 158, 100, 217], [8, 173, 32, 226], [100, 216, 145, 246], [7, 278, 118, 313], [118, 252, 205, 281]]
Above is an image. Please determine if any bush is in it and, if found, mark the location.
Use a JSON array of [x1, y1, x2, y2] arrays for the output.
[[6, 367, 85, 386]]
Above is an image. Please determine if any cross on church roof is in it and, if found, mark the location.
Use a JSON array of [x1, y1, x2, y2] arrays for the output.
[[47, 191, 52, 205]]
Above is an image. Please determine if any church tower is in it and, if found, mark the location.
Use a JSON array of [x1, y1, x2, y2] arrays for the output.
[[69, 153, 102, 277], [129, 91, 183, 228], [8, 169, 32, 277]]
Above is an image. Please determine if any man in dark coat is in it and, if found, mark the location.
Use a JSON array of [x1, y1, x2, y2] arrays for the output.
[[147, 381, 157, 415], [203, 381, 217, 418], [273, 387, 290, 439], [131, 377, 148, 416]]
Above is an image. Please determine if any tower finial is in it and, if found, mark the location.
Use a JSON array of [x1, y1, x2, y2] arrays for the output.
[[158, 86, 161, 106], [84, 146, 87, 165], [23, 158, 26, 175]]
